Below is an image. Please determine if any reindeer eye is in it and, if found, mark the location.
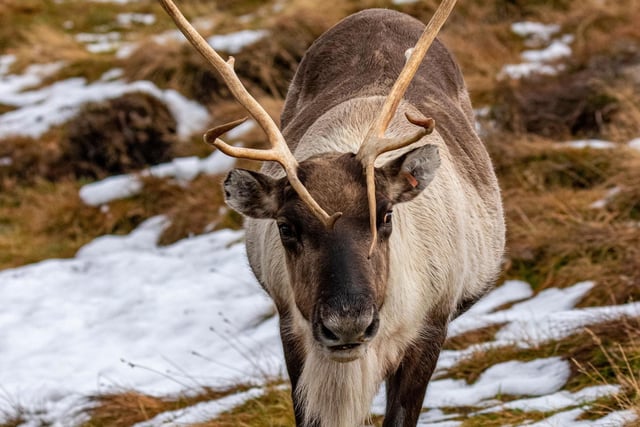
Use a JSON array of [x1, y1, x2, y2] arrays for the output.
[[278, 222, 296, 240], [383, 210, 393, 225]]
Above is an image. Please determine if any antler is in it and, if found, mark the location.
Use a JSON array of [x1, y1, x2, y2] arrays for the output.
[[159, 0, 341, 228], [356, 0, 457, 255]]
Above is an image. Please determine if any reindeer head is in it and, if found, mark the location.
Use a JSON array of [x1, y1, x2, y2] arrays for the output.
[[224, 144, 439, 361]]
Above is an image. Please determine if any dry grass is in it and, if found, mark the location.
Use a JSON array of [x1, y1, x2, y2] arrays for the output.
[[141, 173, 243, 246], [0, 178, 154, 269], [458, 409, 550, 427], [193, 385, 294, 427], [443, 323, 505, 351], [0, 133, 63, 187], [11, 24, 90, 68], [486, 131, 640, 304], [0, 172, 234, 271], [82, 385, 253, 427], [573, 322, 640, 421], [62, 92, 177, 179]]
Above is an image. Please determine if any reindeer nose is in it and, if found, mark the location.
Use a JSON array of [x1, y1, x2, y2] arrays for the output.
[[314, 304, 379, 348]]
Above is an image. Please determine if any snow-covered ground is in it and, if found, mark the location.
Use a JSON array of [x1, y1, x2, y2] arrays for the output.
[[0, 218, 281, 425]]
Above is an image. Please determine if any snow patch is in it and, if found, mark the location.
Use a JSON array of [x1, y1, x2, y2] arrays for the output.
[[501, 22, 573, 79], [464, 279, 533, 315], [425, 357, 570, 408], [500, 63, 560, 79], [207, 29, 269, 54], [511, 22, 560, 45], [116, 13, 156, 26], [590, 187, 621, 209], [75, 32, 122, 53], [0, 61, 65, 99], [0, 54, 16, 75], [561, 139, 616, 149], [100, 68, 124, 81], [449, 281, 595, 338], [481, 384, 620, 413], [495, 300, 640, 344], [79, 174, 142, 206], [521, 36, 574, 63], [79, 150, 235, 206], [628, 137, 640, 151], [226, 118, 256, 139], [0, 76, 208, 140]]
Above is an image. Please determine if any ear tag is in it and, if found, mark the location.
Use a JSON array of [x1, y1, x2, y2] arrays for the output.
[[403, 172, 419, 188]]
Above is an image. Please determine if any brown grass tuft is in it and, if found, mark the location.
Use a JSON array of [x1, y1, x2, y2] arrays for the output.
[[12, 24, 90, 68], [0, 0, 45, 52], [492, 71, 620, 139], [192, 385, 294, 427], [0, 133, 64, 188], [139, 173, 242, 246], [443, 323, 505, 351], [83, 385, 252, 427], [61, 92, 177, 179], [573, 320, 640, 421]]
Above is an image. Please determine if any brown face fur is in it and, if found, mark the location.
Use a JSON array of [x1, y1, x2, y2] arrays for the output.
[[277, 153, 391, 322]]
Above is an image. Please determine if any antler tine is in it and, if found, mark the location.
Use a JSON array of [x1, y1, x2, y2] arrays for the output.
[[159, 0, 341, 228], [357, 0, 457, 256], [371, 0, 457, 138]]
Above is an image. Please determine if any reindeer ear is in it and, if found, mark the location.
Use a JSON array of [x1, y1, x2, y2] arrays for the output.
[[223, 169, 282, 218], [378, 144, 440, 203]]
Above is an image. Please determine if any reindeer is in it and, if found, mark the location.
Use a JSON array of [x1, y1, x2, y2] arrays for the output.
[[160, 1, 505, 425]]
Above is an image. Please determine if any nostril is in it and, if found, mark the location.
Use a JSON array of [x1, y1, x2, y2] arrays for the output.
[[320, 323, 340, 342], [364, 316, 379, 339]]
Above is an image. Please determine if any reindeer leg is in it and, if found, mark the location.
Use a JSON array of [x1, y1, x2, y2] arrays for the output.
[[382, 314, 448, 427]]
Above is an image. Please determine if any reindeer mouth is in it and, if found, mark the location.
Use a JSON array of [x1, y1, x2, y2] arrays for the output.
[[329, 343, 361, 351], [326, 342, 366, 362]]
